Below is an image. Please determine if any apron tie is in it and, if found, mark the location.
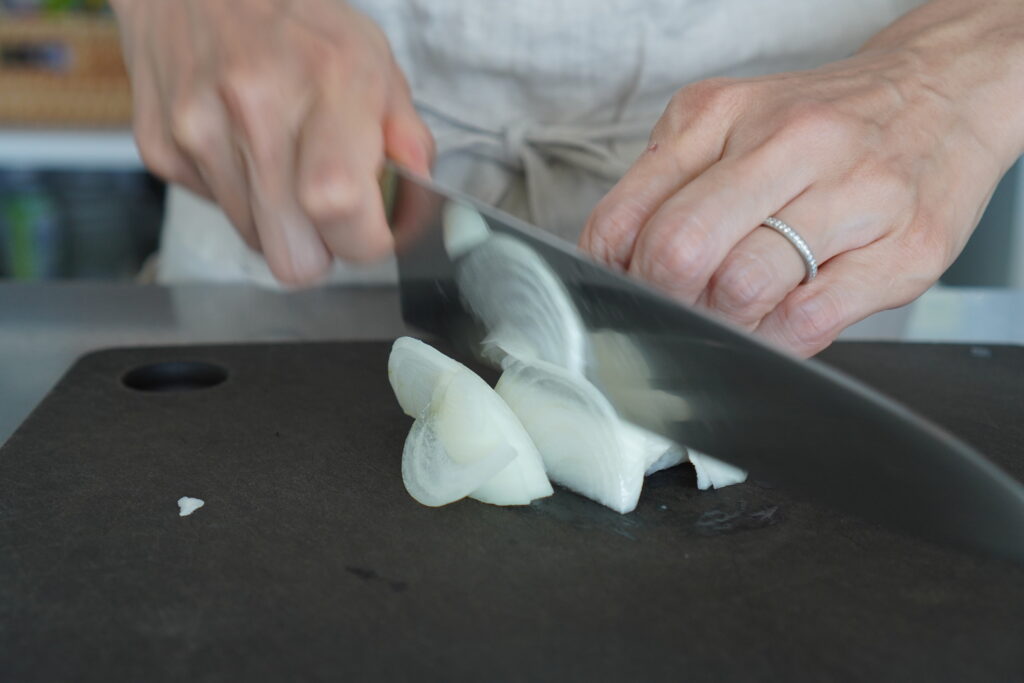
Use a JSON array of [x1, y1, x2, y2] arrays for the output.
[[416, 98, 653, 231]]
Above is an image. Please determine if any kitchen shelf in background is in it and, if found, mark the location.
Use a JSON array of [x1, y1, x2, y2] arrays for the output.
[[0, 128, 141, 170]]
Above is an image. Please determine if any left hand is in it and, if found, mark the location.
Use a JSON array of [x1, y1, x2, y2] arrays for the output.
[[581, 10, 1023, 357]]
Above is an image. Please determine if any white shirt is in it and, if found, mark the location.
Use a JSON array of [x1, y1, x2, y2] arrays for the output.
[[158, 0, 926, 285]]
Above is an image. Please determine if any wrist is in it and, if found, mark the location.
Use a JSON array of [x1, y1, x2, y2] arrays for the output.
[[859, 0, 1024, 166]]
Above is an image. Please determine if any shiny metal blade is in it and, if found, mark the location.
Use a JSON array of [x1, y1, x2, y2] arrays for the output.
[[387, 164, 1024, 563]]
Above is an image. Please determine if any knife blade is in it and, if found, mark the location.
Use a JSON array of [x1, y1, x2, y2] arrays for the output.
[[386, 163, 1024, 563]]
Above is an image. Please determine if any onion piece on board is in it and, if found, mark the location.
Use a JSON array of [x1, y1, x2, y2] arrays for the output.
[[388, 337, 553, 507], [496, 358, 684, 514], [689, 450, 749, 490], [439, 202, 747, 503]]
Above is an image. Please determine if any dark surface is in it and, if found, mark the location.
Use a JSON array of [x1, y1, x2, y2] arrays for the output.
[[392, 169, 1024, 563], [1, 340, 1023, 682]]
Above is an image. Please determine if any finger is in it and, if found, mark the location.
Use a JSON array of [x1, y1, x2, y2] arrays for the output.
[[224, 79, 332, 286], [754, 240, 932, 357], [702, 184, 893, 329], [296, 93, 394, 264], [580, 82, 737, 268], [627, 141, 816, 305], [132, 51, 211, 200], [698, 219, 811, 329], [383, 66, 435, 178], [168, 89, 259, 250], [581, 141, 712, 268]]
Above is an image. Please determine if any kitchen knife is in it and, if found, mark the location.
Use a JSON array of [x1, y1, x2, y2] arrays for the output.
[[386, 163, 1024, 563]]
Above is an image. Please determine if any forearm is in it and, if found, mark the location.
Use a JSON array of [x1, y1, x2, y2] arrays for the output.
[[860, 0, 1024, 166]]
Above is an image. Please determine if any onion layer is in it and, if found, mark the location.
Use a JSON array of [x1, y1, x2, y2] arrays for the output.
[[388, 337, 553, 507], [496, 358, 687, 513]]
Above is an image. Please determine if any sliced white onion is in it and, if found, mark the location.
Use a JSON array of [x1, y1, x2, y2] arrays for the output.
[[455, 233, 587, 374], [470, 445, 554, 506], [388, 336, 460, 418], [588, 328, 694, 425], [389, 337, 552, 507], [496, 358, 680, 513], [401, 202, 751, 508], [443, 199, 493, 258], [688, 450, 748, 490], [613, 421, 688, 476], [401, 414, 515, 507], [588, 329, 745, 487]]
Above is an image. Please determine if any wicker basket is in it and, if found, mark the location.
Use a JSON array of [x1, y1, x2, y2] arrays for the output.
[[0, 14, 132, 126]]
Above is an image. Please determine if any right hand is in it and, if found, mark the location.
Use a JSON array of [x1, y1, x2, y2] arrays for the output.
[[111, 0, 434, 285]]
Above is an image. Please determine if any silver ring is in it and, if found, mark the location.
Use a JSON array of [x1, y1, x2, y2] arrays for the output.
[[761, 216, 818, 283]]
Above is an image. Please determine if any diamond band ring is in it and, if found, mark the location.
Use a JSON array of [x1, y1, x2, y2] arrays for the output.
[[761, 216, 818, 283]]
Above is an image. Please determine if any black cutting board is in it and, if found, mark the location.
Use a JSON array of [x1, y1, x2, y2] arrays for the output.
[[2, 341, 1023, 682]]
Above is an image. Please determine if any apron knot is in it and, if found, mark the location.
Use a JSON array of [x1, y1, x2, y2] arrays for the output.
[[501, 121, 531, 166], [417, 97, 655, 228]]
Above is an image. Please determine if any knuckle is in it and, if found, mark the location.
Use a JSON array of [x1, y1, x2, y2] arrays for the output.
[[169, 96, 217, 156], [664, 78, 743, 131], [864, 162, 913, 197], [780, 289, 845, 349], [585, 196, 647, 264], [781, 101, 855, 148], [218, 67, 276, 127], [708, 254, 776, 322], [634, 215, 713, 295], [897, 219, 953, 278], [678, 78, 741, 112], [134, 132, 179, 182], [581, 223, 614, 265], [582, 224, 619, 266], [309, 39, 389, 104], [298, 170, 364, 225]]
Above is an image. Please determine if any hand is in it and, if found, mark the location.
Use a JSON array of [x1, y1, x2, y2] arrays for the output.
[[111, 0, 433, 285], [581, 0, 1024, 357]]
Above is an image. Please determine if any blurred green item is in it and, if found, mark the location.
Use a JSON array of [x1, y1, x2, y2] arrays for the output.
[[0, 170, 164, 281], [1, 0, 109, 14], [0, 171, 62, 280]]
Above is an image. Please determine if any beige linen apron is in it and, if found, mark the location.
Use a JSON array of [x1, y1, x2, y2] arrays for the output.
[[156, 0, 926, 286]]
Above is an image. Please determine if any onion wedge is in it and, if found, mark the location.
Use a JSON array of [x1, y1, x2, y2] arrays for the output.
[[454, 231, 587, 374], [388, 337, 553, 507], [496, 358, 687, 513]]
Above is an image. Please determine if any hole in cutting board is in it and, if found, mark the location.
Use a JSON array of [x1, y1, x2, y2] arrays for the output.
[[122, 361, 228, 392]]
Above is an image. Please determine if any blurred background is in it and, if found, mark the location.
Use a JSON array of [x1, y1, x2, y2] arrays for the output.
[[0, 2, 1020, 284], [1, 0, 163, 282]]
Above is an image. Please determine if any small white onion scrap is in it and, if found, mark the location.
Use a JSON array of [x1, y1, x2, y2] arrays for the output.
[[388, 337, 553, 507], [688, 450, 749, 490], [177, 496, 204, 517]]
